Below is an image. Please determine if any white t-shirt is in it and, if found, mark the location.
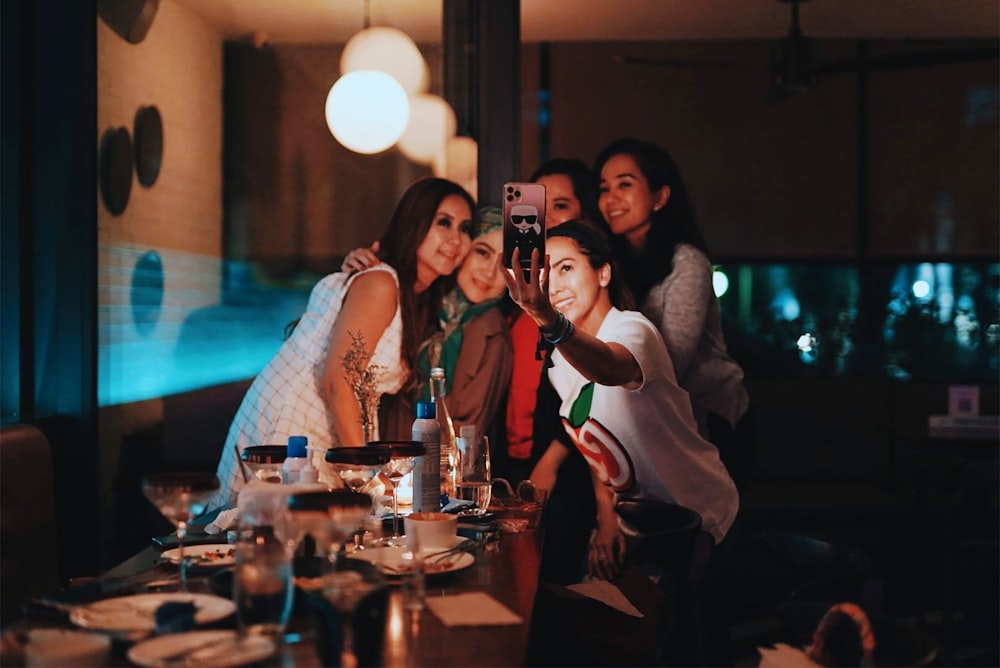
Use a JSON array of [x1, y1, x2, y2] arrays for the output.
[[547, 307, 739, 543]]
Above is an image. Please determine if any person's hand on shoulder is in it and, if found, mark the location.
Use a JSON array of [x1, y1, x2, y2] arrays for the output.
[[342, 240, 381, 273]]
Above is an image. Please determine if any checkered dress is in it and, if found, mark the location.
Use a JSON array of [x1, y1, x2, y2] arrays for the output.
[[210, 265, 407, 511]]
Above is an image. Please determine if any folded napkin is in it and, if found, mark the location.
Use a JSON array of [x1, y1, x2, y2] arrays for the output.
[[426, 592, 522, 626], [205, 508, 240, 535], [757, 643, 821, 668], [566, 578, 644, 618]]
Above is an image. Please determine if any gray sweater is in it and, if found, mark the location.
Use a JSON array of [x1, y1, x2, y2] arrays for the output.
[[641, 243, 749, 432]]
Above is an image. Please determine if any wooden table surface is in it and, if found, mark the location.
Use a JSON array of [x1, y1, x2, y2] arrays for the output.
[[21, 529, 544, 667]]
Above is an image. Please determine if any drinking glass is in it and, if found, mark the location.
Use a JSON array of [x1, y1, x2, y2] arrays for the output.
[[325, 445, 390, 494], [325, 445, 390, 549], [458, 435, 491, 514], [142, 472, 220, 592], [367, 441, 425, 546], [233, 526, 294, 638], [286, 490, 378, 668], [240, 445, 287, 483]]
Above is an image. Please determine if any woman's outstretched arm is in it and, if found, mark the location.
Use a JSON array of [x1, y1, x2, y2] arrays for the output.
[[500, 248, 642, 388]]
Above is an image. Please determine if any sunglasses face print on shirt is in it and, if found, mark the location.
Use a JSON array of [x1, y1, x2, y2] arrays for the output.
[[560, 382, 636, 493]]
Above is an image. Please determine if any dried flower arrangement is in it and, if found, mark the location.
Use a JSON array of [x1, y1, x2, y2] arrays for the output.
[[340, 331, 387, 442]]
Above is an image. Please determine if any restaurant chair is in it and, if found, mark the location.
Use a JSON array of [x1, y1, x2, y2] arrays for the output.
[[0, 423, 59, 626], [759, 529, 872, 604], [614, 500, 711, 666]]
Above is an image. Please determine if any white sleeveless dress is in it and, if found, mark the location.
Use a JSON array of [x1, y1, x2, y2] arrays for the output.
[[210, 265, 408, 511]]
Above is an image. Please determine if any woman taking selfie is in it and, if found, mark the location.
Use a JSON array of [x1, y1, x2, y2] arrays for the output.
[[209, 177, 476, 510], [503, 221, 738, 580]]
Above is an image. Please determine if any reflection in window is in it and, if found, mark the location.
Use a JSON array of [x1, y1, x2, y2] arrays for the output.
[[881, 262, 999, 381], [718, 261, 999, 381], [718, 264, 860, 377]]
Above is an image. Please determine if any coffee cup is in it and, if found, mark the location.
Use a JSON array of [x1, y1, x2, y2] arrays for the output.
[[403, 512, 458, 550]]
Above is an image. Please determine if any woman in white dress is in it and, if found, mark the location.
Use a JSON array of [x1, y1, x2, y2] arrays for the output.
[[209, 177, 476, 510], [502, 221, 738, 581]]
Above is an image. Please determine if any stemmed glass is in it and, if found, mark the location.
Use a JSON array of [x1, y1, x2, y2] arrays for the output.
[[142, 472, 220, 592], [325, 446, 390, 550], [367, 440, 425, 546], [286, 490, 378, 668]]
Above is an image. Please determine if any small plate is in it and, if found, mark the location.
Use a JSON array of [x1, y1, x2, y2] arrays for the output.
[[128, 630, 274, 667], [347, 543, 475, 578], [69, 593, 235, 633], [161, 544, 236, 567]]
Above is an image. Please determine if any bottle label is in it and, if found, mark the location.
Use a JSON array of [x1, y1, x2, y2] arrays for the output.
[[412, 419, 441, 513]]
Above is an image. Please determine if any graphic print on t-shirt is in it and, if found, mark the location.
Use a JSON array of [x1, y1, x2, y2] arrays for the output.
[[562, 382, 636, 493]]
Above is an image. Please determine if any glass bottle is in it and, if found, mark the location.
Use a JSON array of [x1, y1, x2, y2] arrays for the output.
[[429, 367, 457, 498]]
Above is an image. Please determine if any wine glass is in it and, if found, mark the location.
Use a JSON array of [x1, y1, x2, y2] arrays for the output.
[[325, 446, 390, 550], [367, 440, 425, 546], [325, 446, 390, 494], [142, 472, 220, 592], [240, 445, 287, 483], [286, 490, 376, 667]]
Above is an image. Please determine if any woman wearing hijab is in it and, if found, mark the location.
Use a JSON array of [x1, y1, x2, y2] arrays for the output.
[[345, 207, 513, 440]]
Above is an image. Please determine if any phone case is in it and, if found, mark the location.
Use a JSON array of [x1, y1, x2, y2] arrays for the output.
[[502, 182, 546, 270]]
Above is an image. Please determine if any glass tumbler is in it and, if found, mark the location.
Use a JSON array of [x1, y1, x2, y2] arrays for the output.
[[234, 526, 294, 637]]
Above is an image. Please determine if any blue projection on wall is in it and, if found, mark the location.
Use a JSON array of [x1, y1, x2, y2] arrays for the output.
[[99, 245, 310, 406]]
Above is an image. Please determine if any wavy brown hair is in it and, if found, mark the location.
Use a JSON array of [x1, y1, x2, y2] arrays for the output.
[[376, 177, 477, 390]]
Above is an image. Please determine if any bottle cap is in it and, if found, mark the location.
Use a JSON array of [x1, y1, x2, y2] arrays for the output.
[[459, 424, 475, 439], [287, 435, 308, 458], [415, 401, 437, 419]]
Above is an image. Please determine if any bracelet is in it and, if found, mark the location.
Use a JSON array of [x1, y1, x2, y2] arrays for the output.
[[540, 312, 575, 345]]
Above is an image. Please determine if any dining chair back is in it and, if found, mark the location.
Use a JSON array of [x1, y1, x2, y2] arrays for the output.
[[0, 423, 59, 625], [615, 499, 710, 665]]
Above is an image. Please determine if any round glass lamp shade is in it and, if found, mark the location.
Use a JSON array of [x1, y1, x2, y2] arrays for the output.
[[398, 94, 457, 165], [341, 27, 429, 95], [325, 71, 410, 154]]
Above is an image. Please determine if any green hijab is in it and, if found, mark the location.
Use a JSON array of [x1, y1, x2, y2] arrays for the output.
[[417, 206, 504, 400]]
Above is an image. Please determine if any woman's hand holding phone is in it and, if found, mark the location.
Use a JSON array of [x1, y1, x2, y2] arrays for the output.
[[499, 246, 558, 332]]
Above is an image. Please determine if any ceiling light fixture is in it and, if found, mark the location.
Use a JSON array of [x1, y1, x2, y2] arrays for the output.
[[325, 0, 426, 155], [325, 70, 410, 154], [398, 94, 457, 165]]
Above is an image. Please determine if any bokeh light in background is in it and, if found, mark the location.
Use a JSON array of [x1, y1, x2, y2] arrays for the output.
[[398, 94, 457, 165], [712, 268, 729, 298], [325, 71, 410, 154], [340, 26, 428, 95]]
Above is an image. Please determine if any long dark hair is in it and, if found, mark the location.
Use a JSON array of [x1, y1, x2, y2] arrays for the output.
[[593, 138, 708, 303], [529, 157, 602, 225], [376, 177, 477, 390], [547, 220, 636, 312]]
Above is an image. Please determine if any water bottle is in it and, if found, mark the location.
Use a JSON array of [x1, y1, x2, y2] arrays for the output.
[[282, 435, 308, 484], [429, 367, 457, 498], [411, 401, 441, 513]]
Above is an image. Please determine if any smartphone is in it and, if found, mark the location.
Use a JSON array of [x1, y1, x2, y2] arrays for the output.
[[502, 182, 546, 274]]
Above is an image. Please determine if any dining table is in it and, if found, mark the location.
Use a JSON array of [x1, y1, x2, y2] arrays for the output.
[[4, 522, 545, 667]]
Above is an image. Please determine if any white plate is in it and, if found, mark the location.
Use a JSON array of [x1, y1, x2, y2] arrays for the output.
[[347, 542, 475, 577], [69, 593, 235, 632], [160, 544, 236, 567], [127, 630, 275, 667]]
